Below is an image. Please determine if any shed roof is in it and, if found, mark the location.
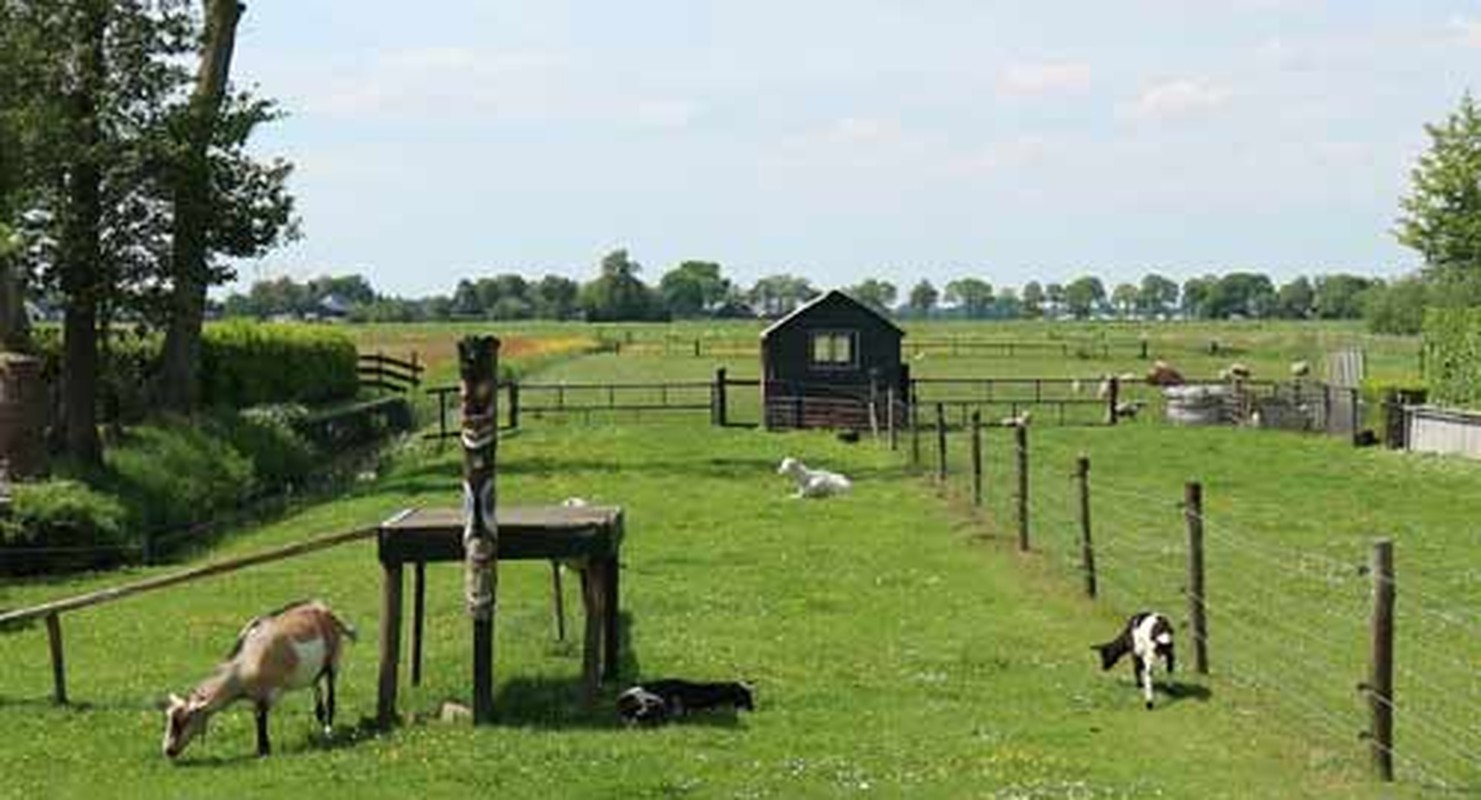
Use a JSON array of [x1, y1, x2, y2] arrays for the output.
[[759, 289, 904, 340]]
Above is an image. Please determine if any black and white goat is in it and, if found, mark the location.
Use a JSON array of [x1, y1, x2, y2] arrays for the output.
[[1093, 611, 1175, 709], [617, 679, 754, 726]]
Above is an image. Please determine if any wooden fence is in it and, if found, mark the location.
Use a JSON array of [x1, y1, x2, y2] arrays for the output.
[[599, 335, 1248, 361], [358, 352, 423, 394], [0, 526, 377, 705]]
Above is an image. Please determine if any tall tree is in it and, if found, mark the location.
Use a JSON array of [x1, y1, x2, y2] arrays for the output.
[[907, 280, 939, 318], [160, 0, 296, 412], [1181, 276, 1216, 319], [659, 260, 730, 318], [1312, 273, 1376, 319], [1111, 282, 1138, 318], [1021, 281, 1045, 318], [845, 278, 897, 315], [1275, 276, 1315, 319], [1396, 92, 1481, 301], [1064, 276, 1106, 319], [1137, 273, 1179, 319], [581, 249, 665, 321], [1045, 282, 1066, 318], [749, 274, 817, 317], [945, 278, 993, 319], [532, 274, 580, 320]]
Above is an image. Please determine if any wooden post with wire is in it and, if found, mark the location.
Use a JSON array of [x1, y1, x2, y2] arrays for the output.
[[887, 386, 898, 451], [910, 386, 921, 467], [1368, 538, 1395, 782], [458, 335, 501, 724], [1015, 423, 1029, 551], [1106, 375, 1120, 426], [45, 613, 67, 704], [970, 411, 983, 508], [935, 403, 947, 482], [1184, 481, 1208, 674], [1077, 455, 1096, 599]]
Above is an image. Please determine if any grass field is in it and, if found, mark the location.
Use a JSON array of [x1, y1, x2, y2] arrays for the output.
[[2, 320, 1472, 798]]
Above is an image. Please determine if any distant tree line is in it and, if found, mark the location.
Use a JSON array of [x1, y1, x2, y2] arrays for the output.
[[224, 251, 1420, 331]]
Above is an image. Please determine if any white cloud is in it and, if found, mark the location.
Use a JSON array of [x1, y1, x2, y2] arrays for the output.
[[1449, 16, 1481, 48], [997, 61, 1093, 96], [310, 47, 576, 120], [1126, 78, 1231, 121]]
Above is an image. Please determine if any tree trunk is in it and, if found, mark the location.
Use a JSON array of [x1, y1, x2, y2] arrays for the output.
[[57, 1, 107, 466], [0, 254, 31, 352], [157, 0, 244, 412]]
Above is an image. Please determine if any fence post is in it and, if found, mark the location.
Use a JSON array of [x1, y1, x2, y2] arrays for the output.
[[888, 386, 898, 451], [1368, 539, 1396, 782], [1350, 387, 1361, 446], [713, 368, 728, 427], [910, 387, 921, 467], [1139, 337, 1149, 360], [45, 613, 67, 705], [1184, 481, 1209, 675], [694, 338, 701, 358], [970, 411, 983, 508], [509, 382, 520, 430], [1015, 424, 1029, 551], [935, 403, 948, 482], [1077, 455, 1096, 599], [1106, 376, 1120, 426]]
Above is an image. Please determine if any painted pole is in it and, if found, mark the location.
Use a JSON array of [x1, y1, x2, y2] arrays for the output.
[[458, 335, 500, 724]]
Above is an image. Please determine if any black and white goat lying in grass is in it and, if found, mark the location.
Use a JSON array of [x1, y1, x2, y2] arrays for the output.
[[777, 457, 852, 499], [617, 680, 754, 726], [1093, 611, 1175, 709]]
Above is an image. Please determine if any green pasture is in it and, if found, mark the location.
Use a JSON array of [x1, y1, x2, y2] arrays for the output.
[[1, 420, 1431, 799], [3, 320, 1470, 798]]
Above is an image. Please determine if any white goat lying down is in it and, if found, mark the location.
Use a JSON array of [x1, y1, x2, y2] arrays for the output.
[[777, 456, 851, 498], [1093, 611, 1176, 709], [161, 600, 356, 759]]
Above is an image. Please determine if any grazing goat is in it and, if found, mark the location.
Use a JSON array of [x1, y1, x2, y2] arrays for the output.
[[161, 600, 355, 759], [777, 457, 851, 498], [617, 680, 754, 727], [1093, 611, 1175, 709], [1114, 400, 1146, 420], [1219, 362, 1252, 382], [999, 410, 1033, 428], [1145, 360, 1185, 387]]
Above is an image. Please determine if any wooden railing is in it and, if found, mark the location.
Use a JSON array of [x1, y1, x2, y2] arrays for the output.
[[0, 526, 379, 705], [358, 352, 423, 394]]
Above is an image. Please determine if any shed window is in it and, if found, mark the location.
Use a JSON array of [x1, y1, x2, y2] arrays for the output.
[[811, 331, 857, 368]]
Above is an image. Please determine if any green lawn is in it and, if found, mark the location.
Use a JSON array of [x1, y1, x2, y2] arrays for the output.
[[0, 419, 1429, 799]]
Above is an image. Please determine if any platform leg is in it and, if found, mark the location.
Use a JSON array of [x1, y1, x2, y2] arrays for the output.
[[411, 561, 426, 687], [377, 562, 404, 726]]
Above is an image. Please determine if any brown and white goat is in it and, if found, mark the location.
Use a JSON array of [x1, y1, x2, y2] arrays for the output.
[[161, 600, 355, 759]]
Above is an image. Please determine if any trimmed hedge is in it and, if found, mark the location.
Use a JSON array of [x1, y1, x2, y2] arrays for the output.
[[1422, 308, 1481, 408], [200, 322, 359, 407], [32, 322, 360, 415]]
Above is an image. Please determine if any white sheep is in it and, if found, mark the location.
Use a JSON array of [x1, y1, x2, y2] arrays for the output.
[[777, 457, 852, 499], [999, 410, 1033, 428]]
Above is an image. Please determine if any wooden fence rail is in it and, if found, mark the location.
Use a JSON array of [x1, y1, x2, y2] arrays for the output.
[[0, 525, 379, 705]]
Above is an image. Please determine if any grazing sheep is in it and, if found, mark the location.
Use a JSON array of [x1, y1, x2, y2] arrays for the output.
[[1114, 400, 1146, 420], [1093, 611, 1175, 709], [777, 457, 852, 498], [1290, 360, 1311, 378], [617, 680, 754, 727]]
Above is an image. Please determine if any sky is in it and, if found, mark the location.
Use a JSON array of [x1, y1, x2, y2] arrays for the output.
[[227, 0, 1481, 298]]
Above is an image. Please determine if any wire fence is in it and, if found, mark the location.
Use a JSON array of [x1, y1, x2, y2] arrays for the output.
[[912, 417, 1481, 792]]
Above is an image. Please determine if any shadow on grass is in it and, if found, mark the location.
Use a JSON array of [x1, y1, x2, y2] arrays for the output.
[[1161, 681, 1213, 705]]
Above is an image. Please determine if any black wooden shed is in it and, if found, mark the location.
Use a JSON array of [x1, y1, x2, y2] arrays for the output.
[[759, 289, 907, 429]]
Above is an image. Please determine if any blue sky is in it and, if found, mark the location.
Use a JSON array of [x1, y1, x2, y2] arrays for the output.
[[228, 1, 1481, 297]]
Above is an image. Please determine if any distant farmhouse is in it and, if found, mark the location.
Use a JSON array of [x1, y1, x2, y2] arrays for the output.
[[760, 289, 906, 430]]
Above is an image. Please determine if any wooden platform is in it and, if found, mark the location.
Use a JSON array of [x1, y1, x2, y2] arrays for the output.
[[375, 505, 625, 723]]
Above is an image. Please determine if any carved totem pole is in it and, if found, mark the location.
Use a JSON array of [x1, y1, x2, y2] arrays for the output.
[[458, 335, 499, 723]]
